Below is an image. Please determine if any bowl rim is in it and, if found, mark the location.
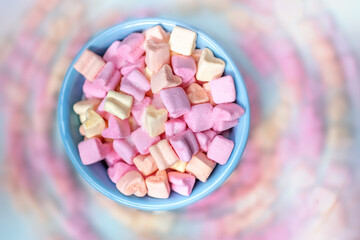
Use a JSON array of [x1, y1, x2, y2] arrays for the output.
[[58, 17, 250, 211]]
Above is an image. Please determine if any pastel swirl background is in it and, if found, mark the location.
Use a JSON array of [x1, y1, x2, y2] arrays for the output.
[[1, 0, 360, 239]]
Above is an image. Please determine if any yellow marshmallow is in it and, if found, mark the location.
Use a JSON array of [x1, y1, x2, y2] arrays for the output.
[[79, 113, 86, 123], [104, 90, 133, 120], [169, 26, 197, 56], [82, 109, 106, 138], [73, 98, 101, 115], [196, 48, 225, 82], [144, 66, 153, 80], [149, 139, 179, 170], [143, 105, 168, 137], [170, 160, 187, 173]]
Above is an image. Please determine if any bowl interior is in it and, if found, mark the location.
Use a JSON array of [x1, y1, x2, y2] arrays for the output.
[[58, 18, 250, 211]]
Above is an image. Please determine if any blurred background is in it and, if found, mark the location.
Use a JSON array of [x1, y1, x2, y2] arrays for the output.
[[1, 0, 360, 239]]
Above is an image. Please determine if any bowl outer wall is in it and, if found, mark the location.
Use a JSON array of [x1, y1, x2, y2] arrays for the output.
[[58, 17, 250, 211]]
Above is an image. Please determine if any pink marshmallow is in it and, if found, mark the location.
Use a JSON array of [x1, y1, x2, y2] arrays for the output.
[[171, 184, 195, 197], [93, 61, 115, 86], [210, 75, 236, 104], [83, 69, 121, 99], [105, 148, 122, 167], [170, 129, 199, 162], [101, 115, 130, 139], [151, 94, 165, 109], [144, 25, 168, 44], [195, 130, 217, 152], [213, 119, 238, 132], [78, 137, 110, 165], [165, 119, 187, 138], [118, 33, 145, 63], [103, 41, 128, 69], [184, 103, 214, 132], [131, 97, 151, 125], [74, 49, 105, 81], [96, 97, 112, 120], [120, 56, 145, 76], [213, 103, 245, 121], [83, 79, 107, 99], [131, 127, 161, 154], [113, 139, 138, 165], [107, 161, 136, 183], [171, 55, 196, 83], [120, 69, 150, 101], [182, 77, 196, 88], [160, 87, 191, 118], [168, 172, 196, 196], [145, 39, 170, 72], [207, 135, 234, 165]]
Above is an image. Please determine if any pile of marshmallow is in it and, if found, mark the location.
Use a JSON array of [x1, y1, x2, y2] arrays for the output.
[[73, 25, 245, 199]]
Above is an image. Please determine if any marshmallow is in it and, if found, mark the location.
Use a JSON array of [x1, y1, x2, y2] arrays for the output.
[[160, 87, 191, 118], [170, 130, 199, 162], [170, 160, 187, 173], [144, 66, 153, 80], [93, 61, 116, 87], [78, 137, 109, 165], [151, 94, 165, 109], [168, 172, 196, 196], [133, 154, 158, 176], [171, 55, 196, 83], [117, 33, 145, 63], [186, 152, 216, 182], [73, 99, 101, 115], [213, 103, 244, 121], [145, 39, 170, 72], [207, 135, 234, 165], [186, 83, 209, 104], [169, 26, 197, 56], [96, 97, 112, 120], [202, 82, 216, 105], [131, 127, 160, 154], [210, 75, 236, 103], [191, 49, 202, 63], [74, 49, 105, 81], [120, 69, 150, 101], [165, 119, 187, 138], [213, 119, 238, 131], [82, 109, 106, 138], [116, 170, 147, 197], [101, 115, 130, 139], [145, 170, 171, 199], [150, 64, 182, 93], [143, 105, 168, 137], [195, 130, 217, 152], [82, 79, 107, 99], [107, 161, 136, 183], [149, 139, 179, 170], [79, 114, 86, 123], [183, 103, 213, 132], [105, 148, 122, 167], [113, 139, 138, 165], [103, 41, 128, 69], [196, 48, 225, 82], [131, 97, 151, 125], [120, 56, 145, 76], [144, 25, 168, 45], [128, 116, 140, 132], [104, 90, 133, 120]]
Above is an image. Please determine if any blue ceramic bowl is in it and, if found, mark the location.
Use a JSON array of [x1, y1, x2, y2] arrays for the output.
[[58, 17, 250, 211]]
